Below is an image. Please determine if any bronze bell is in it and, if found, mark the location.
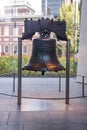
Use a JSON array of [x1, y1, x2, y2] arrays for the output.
[[23, 38, 65, 75]]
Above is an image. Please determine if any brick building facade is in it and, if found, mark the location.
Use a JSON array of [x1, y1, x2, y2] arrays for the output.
[[0, 0, 41, 56]]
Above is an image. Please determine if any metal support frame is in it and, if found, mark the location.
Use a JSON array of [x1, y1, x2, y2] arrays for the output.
[[17, 37, 70, 105], [18, 37, 22, 105], [66, 39, 70, 104]]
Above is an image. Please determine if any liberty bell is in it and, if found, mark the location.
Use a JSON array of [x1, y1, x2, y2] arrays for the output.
[[22, 18, 67, 75]]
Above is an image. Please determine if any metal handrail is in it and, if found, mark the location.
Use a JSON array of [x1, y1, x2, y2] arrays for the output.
[[77, 74, 87, 78], [77, 75, 87, 97], [0, 72, 16, 92]]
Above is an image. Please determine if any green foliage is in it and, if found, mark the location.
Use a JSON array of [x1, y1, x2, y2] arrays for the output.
[[0, 55, 18, 74], [58, 3, 80, 54], [0, 55, 77, 77], [59, 4, 75, 43]]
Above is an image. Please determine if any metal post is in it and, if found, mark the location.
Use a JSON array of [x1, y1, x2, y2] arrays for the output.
[[45, 0, 47, 16], [59, 76, 61, 92], [66, 39, 70, 104], [13, 72, 15, 92], [18, 37, 22, 105], [82, 76, 84, 97]]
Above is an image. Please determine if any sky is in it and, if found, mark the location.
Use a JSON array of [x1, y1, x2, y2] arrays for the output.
[[28, 0, 41, 14], [0, 0, 81, 16], [0, 0, 41, 15]]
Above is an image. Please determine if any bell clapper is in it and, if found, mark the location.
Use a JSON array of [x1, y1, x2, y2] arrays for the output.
[[42, 71, 45, 75]]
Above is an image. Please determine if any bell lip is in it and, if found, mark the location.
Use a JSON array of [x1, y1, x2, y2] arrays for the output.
[[33, 38, 56, 41], [22, 63, 65, 72], [22, 66, 65, 72]]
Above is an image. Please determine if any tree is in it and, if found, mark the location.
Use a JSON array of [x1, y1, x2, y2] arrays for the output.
[[57, 3, 80, 55]]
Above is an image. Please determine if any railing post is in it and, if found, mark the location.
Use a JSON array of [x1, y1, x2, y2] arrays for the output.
[[18, 37, 22, 105], [82, 76, 84, 97], [13, 72, 15, 92], [59, 76, 61, 92], [66, 39, 70, 104]]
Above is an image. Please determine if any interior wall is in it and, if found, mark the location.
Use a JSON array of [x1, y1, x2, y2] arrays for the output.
[[77, 0, 87, 83]]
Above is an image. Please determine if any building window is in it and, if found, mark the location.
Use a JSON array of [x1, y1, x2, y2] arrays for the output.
[[13, 38, 18, 42], [4, 45, 9, 53], [14, 45, 18, 53], [4, 38, 9, 41], [4, 26, 9, 36], [13, 27, 18, 36], [23, 45, 27, 54]]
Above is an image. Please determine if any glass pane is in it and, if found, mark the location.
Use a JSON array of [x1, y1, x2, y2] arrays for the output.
[[4, 45, 8, 53], [14, 45, 18, 53], [23, 45, 27, 53], [4, 26, 9, 36]]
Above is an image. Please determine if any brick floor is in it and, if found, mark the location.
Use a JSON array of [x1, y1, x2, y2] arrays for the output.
[[0, 77, 87, 130]]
